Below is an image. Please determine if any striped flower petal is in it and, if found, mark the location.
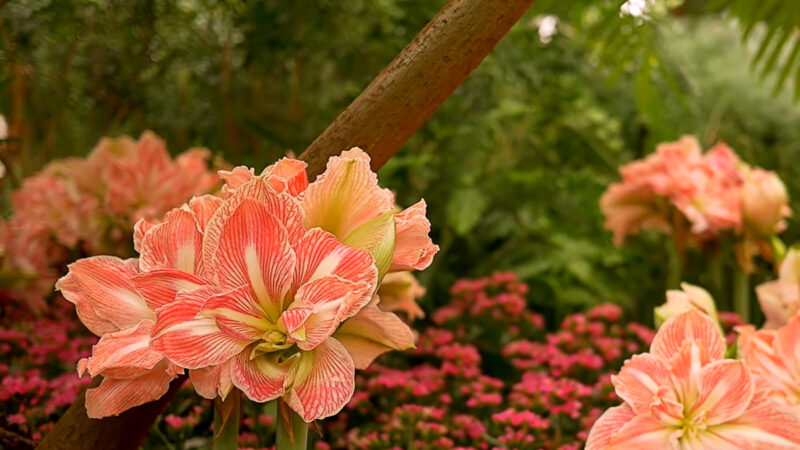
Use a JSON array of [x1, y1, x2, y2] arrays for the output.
[[334, 301, 415, 369]]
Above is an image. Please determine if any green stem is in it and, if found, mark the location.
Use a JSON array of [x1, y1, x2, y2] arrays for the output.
[[733, 267, 751, 324], [666, 238, 682, 290], [708, 247, 726, 310], [212, 393, 241, 450], [276, 400, 308, 450]]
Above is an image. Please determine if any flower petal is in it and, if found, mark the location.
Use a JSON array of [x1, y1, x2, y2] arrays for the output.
[[187, 195, 223, 231], [300, 147, 394, 240], [200, 285, 270, 342], [284, 337, 355, 422], [650, 309, 725, 361], [774, 315, 800, 378], [84, 361, 179, 419], [711, 396, 800, 448], [611, 353, 673, 416], [151, 287, 248, 369], [132, 269, 208, 310], [202, 196, 296, 322], [391, 200, 438, 271], [231, 350, 290, 403], [334, 301, 415, 369], [292, 228, 378, 315], [56, 256, 152, 335], [139, 207, 204, 274], [606, 414, 674, 448], [84, 320, 164, 379], [190, 360, 234, 400], [284, 277, 371, 351], [263, 158, 308, 196], [691, 360, 754, 425], [585, 404, 636, 450]]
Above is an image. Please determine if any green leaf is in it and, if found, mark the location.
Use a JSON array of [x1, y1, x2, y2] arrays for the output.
[[446, 187, 488, 236]]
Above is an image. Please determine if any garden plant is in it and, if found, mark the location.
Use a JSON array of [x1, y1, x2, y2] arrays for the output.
[[5, 0, 800, 449]]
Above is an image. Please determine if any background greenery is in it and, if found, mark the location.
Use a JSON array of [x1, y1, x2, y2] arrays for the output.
[[4, 0, 800, 325]]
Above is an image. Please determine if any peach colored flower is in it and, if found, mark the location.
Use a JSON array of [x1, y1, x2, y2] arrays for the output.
[[141, 151, 430, 422], [756, 249, 800, 329], [737, 316, 800, 415], [586, 310, 800, 449], [654, 283, 717, 326]]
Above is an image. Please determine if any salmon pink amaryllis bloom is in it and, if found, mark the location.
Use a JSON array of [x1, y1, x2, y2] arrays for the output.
[[585, 310, 800, 449], [137, 149, 438, 422]]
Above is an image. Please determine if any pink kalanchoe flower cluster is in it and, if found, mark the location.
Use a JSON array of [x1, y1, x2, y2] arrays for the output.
[[586, 310, 800, 449], [56, 148, 438, 423], [0, 131, 219, 312], [0, 298, 95, 440], [323, 274, 656, 449], [600, 136, 790, 271]]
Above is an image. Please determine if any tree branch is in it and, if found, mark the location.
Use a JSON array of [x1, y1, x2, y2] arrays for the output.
[[37, 0, 534, 447], [301, 0, 535, 178]]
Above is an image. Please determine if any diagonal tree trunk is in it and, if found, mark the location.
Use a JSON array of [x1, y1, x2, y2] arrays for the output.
[[37, 1, 534, 448]]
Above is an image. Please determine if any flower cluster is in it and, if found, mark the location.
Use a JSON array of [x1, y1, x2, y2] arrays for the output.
[[320, 273, 655, 449], [0, 298, 95, 441], [600, 136, 789, 271], [0, 132, 219, 312], [56, 148, 437, 423]]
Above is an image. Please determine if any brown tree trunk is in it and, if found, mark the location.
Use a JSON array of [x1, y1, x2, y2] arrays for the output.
[[37, 0, 534, 448], [301, 0, 534, 178]]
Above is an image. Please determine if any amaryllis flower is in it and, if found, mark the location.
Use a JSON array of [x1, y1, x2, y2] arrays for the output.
[[738, 315, 800, 414], [149, 150, 430, 422], [654, 282, 717, 326], [585, 310, 800, 449], [755, 248, 800, 329]]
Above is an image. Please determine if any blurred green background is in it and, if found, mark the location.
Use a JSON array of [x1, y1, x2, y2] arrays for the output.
[[4, 0, 800, 325]]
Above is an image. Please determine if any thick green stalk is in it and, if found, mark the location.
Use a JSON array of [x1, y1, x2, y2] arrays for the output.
[[212, 393, 241, 450], [733, 267, 751, 324], [666, 238, 682, 290], [276, 400, 308, 450]]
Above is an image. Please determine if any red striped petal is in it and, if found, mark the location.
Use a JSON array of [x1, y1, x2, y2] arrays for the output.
[[286, 277, 369, 351], [132, 269, 208, 310], [56, 256, 152, 335], [264, 158, 308, 196], [292, 228, 377, 315], [231, 350, 291, 403], [151, 287, 248, 369], [202, 197, 297, 321], [284, 337, 355, 422], [84, 360, 179, 418], [139, 208, 204, 274], [691, 359, 754, 425], [200, 286, 270, 342], [585, 404, 636, 450], [611, 353, 673, 416], [84, 320, 163, 379], [187, 195, 223, 231], [715, 396, 800, 448], [651, 309, 725, 361], [190, 360, 234, 400]]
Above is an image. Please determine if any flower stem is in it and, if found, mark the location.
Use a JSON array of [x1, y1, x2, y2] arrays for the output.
[[212, 392, 241, 450], [733, 267, 751, 324], [771, 234, 787, 267], [276, 399, 308, 450]]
